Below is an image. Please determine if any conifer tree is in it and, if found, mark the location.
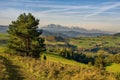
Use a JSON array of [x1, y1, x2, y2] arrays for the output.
[[7, 13, 45, 58]]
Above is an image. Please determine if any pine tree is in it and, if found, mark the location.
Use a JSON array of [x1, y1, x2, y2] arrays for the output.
[[7, 13, 45, 58]]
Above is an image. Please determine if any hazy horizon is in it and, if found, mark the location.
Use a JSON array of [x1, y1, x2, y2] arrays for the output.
[[0, 0, 120, 32]]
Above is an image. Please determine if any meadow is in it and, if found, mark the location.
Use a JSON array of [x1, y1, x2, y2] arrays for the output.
[[0, 52, 119, 80], [69, 36, 120, 48], [0, 33, 120, 80]]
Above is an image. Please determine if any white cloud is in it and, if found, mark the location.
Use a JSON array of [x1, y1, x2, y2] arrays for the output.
[[0, 1, 120, 32], [84, 2, 120, 18]]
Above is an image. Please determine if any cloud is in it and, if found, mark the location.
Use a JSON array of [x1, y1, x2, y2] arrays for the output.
[[84, 2, 120, 18], [0, 0, 97, 17], [0, 0, 120, 31]]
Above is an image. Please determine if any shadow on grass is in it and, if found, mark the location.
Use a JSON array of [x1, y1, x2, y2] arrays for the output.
[[0, 55, 24, 80], [105, 63, 112, 66]]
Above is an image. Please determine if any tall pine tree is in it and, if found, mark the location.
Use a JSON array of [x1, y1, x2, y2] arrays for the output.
[[7, 13, 45, 58]]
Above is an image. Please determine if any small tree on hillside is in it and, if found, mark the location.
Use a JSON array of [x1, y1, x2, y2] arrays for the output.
[[94, 55, 105, 70], [7, 13, 45, 58]]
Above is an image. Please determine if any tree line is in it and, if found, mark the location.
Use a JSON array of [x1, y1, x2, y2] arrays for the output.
[[59, 48, 120, 69]]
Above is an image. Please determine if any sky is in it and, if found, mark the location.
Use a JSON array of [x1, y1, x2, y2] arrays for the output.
[[0, 0, 120, 32]]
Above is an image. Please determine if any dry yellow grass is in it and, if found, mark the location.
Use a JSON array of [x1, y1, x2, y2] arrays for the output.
[[0, 53, 118, 80]]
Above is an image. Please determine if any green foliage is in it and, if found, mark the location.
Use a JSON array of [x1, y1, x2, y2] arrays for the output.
[[106, 53, 120, 64], [7, 13, 45, 58], [94, 54, 106, 69], [0, 53, 117, 80], [59, 48, 95, 64], [59, 48, 73, 59], [113, 33, 120, 36], [43, 53, 86, 67], [0, 47, 6, 53], [113, 53, 120, 63]]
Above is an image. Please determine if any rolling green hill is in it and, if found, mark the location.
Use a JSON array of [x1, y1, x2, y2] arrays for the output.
[[42, 53, 87, 67], [1, 33, 120, 49], [0, 33, 120, 79], [69, 36, 120, 48], [0, 52, 118, 80]]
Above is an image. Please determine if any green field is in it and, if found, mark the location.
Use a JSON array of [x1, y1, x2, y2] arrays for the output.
[[69, 36, 120, 48], [0, 33, 8, 39], [42, 53, 87, 67], [1, 33, 120, 49], [106, 63, 120, 73], [0, 33, 120, 79], [0, 33, 8, 46], [45, 53, 120, 73]]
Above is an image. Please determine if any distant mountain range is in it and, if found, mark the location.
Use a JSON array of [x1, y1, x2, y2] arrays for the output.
[[0, 24, 111, 37], [113, 33, 120, 36], [41, 24, 110, 37], [0, 25, 8, 33], [41, 24, 109, 33]]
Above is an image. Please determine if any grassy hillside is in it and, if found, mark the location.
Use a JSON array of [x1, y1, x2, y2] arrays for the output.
[[0, 52, 118, 80], [0, 33, 120, 79], [42, 53, 87, 67], [106, 63, 120, 73]]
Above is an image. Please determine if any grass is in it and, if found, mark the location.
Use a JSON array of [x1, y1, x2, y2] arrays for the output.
[[0, 33, 8, 47], [1, 32, 120, 49], [44, 35, 120, 49], [69, 36, 120, 48], [106, 63, 120, 73], [45, 40, 65, 45], [42, 53, 87, 67], [0, 47, 6, 53], [0, 55, 9, 79], [0, 55, 24, 80], [0, 33, 120, 79], [0, 52, 117, 80], [0, 33, 8, 40]]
